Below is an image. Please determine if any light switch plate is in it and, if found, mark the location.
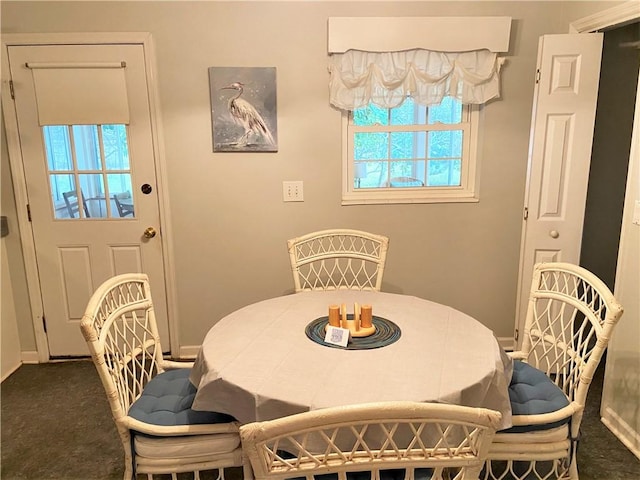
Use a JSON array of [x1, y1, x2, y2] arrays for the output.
[[283, 181, 304, 202]]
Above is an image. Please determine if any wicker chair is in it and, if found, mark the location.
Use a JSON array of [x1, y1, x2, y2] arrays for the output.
[[80, 273, 243, 480], [114, 192, 135, 217], [62, 189, 90, 218], [287, 229, 389, 292], [241, 401, 501, 480], [484, 262, 624, 480]]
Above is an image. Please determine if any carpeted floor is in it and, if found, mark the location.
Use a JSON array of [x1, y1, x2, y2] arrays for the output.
[[1, 360, 639, 479]]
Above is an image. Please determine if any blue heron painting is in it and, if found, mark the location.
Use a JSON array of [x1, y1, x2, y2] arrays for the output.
[[210, 67, 278, 152]]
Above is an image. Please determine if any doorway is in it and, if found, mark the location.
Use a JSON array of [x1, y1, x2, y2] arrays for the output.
[[580, 21, 640, 290]]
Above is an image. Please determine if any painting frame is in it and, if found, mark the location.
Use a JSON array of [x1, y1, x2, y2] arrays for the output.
[[209, 66, 278, 153]]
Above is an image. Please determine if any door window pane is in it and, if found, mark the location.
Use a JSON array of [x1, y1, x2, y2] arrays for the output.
[[79, 174, 106, 218], [43, 126, 72, 171], [107, 173, 135, 218], [50, 174, 76, 219], [73, 125, 101, 170], [102, 124, 130, 170]]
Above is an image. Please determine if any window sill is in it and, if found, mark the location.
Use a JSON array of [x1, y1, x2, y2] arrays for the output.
[[341, 190, 479, 205]]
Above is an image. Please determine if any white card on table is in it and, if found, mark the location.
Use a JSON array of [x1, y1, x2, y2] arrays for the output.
[[324, 326, 350, 347]]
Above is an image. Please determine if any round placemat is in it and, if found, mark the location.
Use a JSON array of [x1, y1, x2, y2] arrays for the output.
[[305, 316, 401, 350]]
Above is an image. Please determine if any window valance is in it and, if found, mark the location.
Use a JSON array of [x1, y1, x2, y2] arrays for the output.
[[327, 16, 511, 111], [329, 49, 505, 110]]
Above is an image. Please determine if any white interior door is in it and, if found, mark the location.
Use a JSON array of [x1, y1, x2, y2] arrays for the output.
[[515, 33, 604, 344], [7, 44, 169, 356]]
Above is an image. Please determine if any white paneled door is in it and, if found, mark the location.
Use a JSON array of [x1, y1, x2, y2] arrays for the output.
[[515, 33, 604, 343], [7, 44, 169, 356]]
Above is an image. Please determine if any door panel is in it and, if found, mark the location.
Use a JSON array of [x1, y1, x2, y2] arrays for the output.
[[515, 33, 603, 344], [7, 44, 169, 356]]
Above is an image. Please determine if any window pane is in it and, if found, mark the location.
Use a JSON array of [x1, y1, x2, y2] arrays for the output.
[[79, 174, 106, 218], [427, 159, 461, 187], [389, 161, 421, 183], [353, 104, 388, 126], [428, 97, 462, 124], [428, 130, 463, 159], [107, 174, 135, 218], [389, 177, 425, 188], [354, 161, 388, 189], [50, 174, 76, 219], [43, 126, 72, 171], [354, 132, 388, 160], [102, 124, 130, 170], [73, 125, 101, 170], [390, 99, 423, 126], [390, 131, 428, 160]]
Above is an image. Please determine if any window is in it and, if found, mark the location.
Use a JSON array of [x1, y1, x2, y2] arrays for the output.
[[44, 124, 135, 219], [342, 97, 480, 205]]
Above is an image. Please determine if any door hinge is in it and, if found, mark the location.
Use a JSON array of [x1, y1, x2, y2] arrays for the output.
[[27, 204, 32, 222], [523, 206, 529, 220], [9, 80, 15, 99], [42, 315, 47, 333], [535, 69, 541, 84], [514, 328, 519, 342]]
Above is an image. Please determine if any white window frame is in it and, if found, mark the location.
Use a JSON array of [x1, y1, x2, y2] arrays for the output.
[[341, 104, 482, 205]]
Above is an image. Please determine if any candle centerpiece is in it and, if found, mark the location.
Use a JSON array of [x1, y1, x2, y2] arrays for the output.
[[326, 303, 376, 337]]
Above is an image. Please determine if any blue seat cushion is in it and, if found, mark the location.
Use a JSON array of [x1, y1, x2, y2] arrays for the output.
[[502, 361, 571, 433], [128, 368, 235, 427]]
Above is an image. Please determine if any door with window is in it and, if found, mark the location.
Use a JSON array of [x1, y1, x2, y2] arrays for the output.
[[7, 43, 169, 356]]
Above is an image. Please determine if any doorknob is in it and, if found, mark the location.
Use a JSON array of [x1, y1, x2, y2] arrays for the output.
[[549, 230, 560, 239], [143, 227, 157, 239]]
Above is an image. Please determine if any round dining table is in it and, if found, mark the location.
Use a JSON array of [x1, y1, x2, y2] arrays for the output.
[[189, 290, 513, 430]]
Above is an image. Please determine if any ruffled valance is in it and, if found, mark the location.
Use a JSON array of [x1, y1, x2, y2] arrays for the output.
[[329, 49, 505, 111]]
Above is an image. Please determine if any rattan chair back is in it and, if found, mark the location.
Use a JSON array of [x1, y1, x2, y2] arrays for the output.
[[485, 262, 624, 480], [287, 229, 389, 292], [519, 262, 623, 407], [241, 401, 502, 480], [81, 273, 163, 420], [81, 273, 242, 480]]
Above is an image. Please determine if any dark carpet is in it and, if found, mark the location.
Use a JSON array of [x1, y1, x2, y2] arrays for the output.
[[1, 360, 638, 479]]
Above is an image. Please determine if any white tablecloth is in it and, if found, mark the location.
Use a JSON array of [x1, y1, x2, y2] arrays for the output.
[[190, 290, 513, 430]]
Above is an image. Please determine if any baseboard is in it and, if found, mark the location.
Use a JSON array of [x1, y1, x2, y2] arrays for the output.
[[496, 336, 514, 352], [602, 406, 640, 460], [21, 351, 39, 364], [1, 361, 22, 382], [177, 345, 200, 359]]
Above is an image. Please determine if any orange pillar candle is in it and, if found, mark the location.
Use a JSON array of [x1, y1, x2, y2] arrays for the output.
[[340, 303, 348, 328], [361, 305, 373, 328], [328, 305, 340, 327]]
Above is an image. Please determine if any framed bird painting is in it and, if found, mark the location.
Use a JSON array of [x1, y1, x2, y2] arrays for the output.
[[209, 66, 278, 152]]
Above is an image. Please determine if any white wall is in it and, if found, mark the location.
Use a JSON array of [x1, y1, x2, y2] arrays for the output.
[[0, 1, 620, 350], [601, 70, 640, 459], [1, 238, 21, 381], [1, 122, 22, 380]]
